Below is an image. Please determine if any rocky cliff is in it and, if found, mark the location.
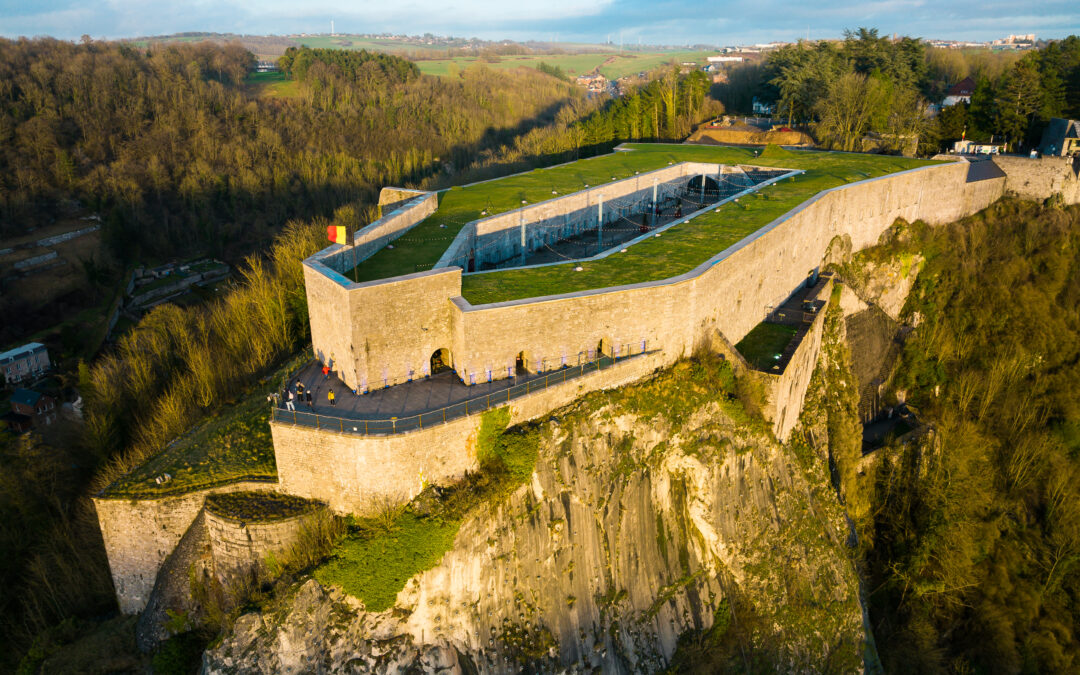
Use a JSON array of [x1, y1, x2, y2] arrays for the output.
[[204, 344, 865, 673]]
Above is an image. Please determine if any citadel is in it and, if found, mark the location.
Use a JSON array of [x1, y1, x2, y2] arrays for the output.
[[93, 143, 1080, 619]]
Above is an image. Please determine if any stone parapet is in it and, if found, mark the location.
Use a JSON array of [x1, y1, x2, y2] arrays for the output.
[[272, 349, 666, 514]]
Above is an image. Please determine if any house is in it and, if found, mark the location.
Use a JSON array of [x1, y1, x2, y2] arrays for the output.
[[9, 388, 57, 427], [0, 342, 50, 384], [943, 77, 976, 106], [1039, 118, 1080, 157]]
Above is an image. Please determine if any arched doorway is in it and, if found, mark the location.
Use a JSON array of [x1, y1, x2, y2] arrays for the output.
[[430, 348, 452, 375], [515, 351, 529, 375]]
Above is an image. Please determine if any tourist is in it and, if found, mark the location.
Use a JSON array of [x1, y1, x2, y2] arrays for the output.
[[675, 202, 682, 218], [305, 390, 313, 408], [296, 381, 304, 396], [328, 388, 336, 406], [322, 364, 331, 380], [286, 390, 295, 411]]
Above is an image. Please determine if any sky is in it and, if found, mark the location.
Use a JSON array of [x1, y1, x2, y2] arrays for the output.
[[0, 0, 1077, 46]]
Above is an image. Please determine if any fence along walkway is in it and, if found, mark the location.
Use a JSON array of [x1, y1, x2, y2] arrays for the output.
[[271, 344, 650, 435]]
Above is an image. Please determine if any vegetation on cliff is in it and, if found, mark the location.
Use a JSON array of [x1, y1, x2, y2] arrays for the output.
[[849, 200, 1080, 672]]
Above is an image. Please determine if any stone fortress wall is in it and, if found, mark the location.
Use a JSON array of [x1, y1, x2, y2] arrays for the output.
[[315, 187, 437, 277], [993, 155, 1080, 204], [272, 348, 668, 513], [307, 158, 1002, 395], [280, 154, 1014, 520], [756, 277, 834, 441]]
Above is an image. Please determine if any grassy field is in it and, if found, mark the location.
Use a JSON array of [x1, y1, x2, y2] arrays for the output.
[[288, 35, 451, 58], [412, 50, 715, 78], [735, 322, 799, 371], [245, 70, 300, 99], [415, 53, 609, 77], [102, 354, 309, 497], [349, 144, 935, 303]]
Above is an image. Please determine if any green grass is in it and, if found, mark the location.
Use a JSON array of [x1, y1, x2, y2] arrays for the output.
[[204, 491, 318, 521], [313, 511, 460, 612], [415, 53, 612, 77], [313, 406, 540, 611], [289, 35, 451, 58], [102, 355, 309, 497], [735, 322, 799, 371], [348, 144, 934, 302], [245, 70, 300, 99]]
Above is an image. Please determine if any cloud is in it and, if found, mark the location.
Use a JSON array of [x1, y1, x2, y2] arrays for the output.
[[0, 0, 1077, 43]]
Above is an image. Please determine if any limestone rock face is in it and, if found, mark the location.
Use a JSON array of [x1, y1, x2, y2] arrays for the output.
[[204, 372, 863, 674], [846, 254, 923, 322]]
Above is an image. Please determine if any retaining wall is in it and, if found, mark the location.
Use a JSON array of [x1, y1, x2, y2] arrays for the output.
[[272, 349, 666, 514], [92, 480, 278, 614], [205, 507, 324, 585]]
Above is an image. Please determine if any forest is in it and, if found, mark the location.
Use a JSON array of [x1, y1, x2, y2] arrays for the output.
[[859, 200, 1080, 672], [713, 29, 1080, 153], [0, 38, 582, 262]]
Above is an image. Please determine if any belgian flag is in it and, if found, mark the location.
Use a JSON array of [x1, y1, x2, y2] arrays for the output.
[[327, 225, 348, 244]]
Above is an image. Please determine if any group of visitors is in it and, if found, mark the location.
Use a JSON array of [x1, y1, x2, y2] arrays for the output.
[[271, 377, 336, 411]]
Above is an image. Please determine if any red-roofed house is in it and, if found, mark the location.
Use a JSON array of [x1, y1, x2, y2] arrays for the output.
[[943, 77, 976, 107]]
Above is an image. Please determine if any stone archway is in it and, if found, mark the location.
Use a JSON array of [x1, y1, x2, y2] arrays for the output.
[[430, 348, 452, 375]]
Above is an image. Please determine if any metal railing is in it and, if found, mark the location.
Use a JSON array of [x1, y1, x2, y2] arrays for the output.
[[272, 342, 651, 436]]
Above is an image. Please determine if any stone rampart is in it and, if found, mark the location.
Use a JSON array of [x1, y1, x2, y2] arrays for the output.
[[992, 155, 1080, 205], [92, 479, 278, 614], [205, 507, 323, 585], [305, 159, 1004, 400], [447, 161, 1001, 390], [272, 349, 666, 514]]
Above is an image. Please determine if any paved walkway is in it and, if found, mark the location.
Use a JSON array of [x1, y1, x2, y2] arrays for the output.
[[282, 360, 583, 420]]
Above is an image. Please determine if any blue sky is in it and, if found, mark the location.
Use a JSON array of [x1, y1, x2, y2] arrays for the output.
[[1, 0, 1077, 45]]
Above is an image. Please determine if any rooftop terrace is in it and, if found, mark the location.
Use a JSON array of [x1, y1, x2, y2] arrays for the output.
[[346, 144, 936, 304]]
